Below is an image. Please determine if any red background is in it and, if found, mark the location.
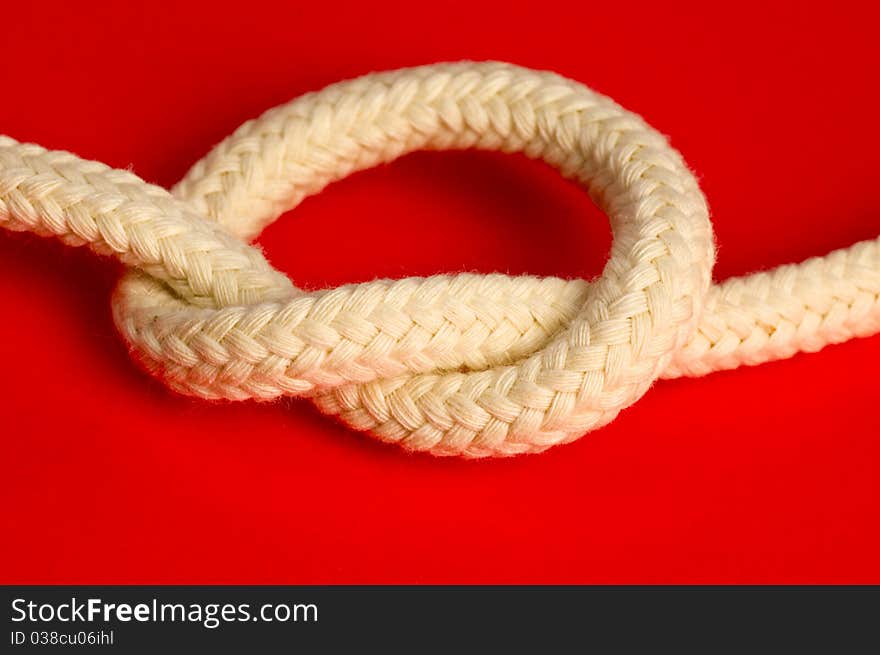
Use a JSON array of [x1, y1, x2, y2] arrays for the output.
[[1, 1, 878, 584]]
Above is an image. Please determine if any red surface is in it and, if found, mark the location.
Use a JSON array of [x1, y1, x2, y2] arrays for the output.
[[1, 1, 878, 584]]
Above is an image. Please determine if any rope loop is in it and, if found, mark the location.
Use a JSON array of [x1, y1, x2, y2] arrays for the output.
[[1, 62, 877, 456]]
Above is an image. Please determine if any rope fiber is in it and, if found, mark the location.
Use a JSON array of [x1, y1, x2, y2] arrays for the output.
[[1, 62, 877, 457]]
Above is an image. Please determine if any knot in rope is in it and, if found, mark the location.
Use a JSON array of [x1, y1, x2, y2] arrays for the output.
[[1, 62, 878, 457]]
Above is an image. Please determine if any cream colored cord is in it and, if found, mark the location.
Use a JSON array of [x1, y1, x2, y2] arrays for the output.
[[1, 62, 878, 457]]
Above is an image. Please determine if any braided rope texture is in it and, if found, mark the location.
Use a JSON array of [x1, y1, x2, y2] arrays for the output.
[[1, 62, 877, 457]]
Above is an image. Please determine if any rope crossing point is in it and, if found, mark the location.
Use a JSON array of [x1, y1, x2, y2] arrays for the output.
[[1, 62, 878, 457]]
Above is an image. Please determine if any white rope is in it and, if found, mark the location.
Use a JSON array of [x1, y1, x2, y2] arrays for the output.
[[1, 62, 877, 457]]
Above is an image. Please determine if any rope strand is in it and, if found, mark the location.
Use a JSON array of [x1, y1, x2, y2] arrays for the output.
[[1, 62, 877, 457]]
